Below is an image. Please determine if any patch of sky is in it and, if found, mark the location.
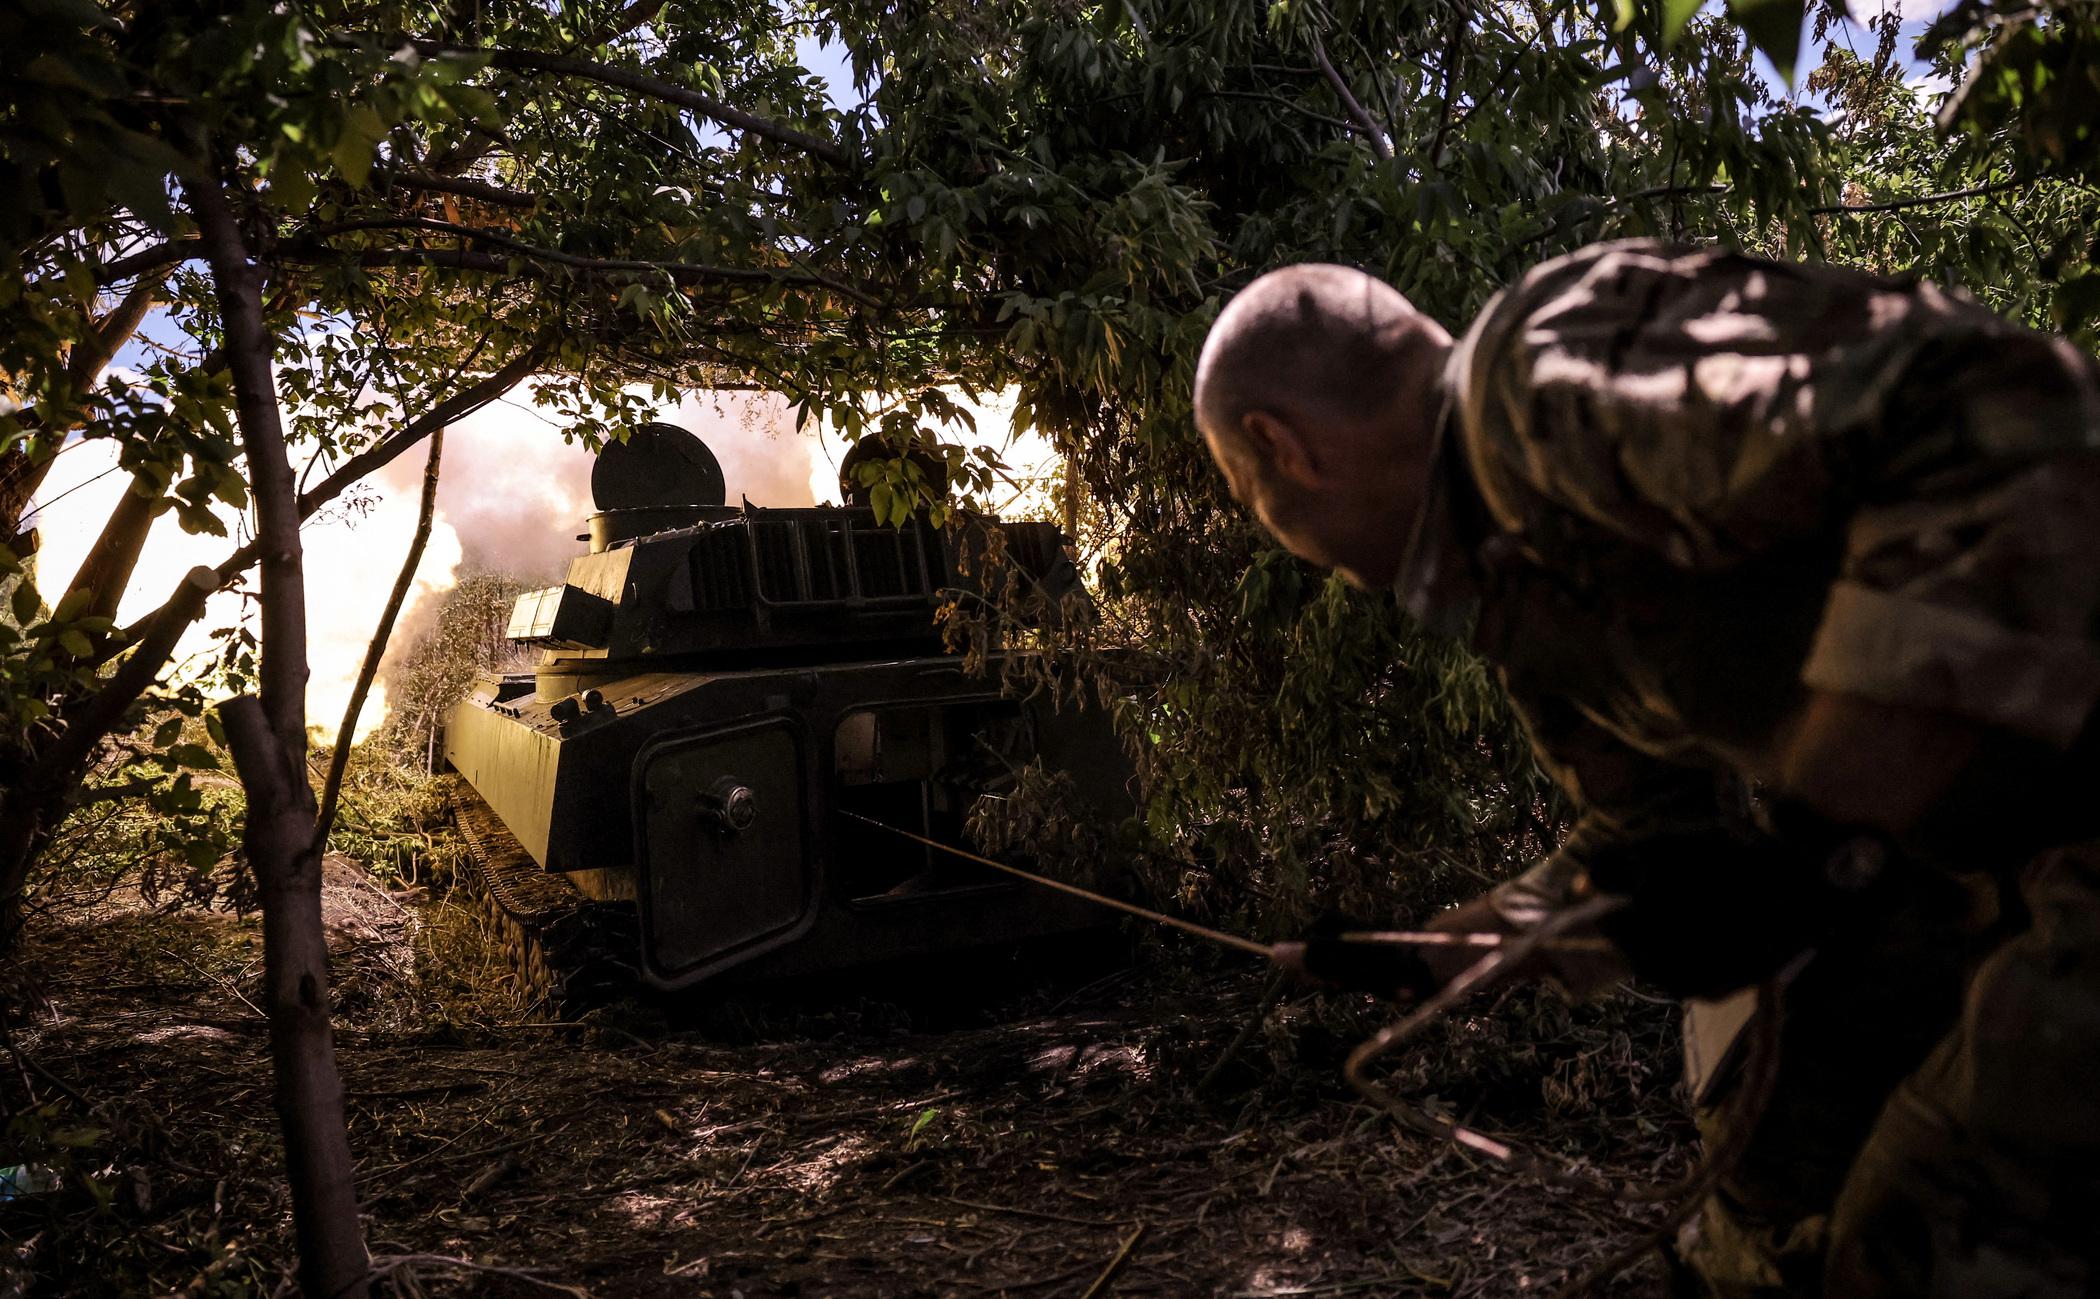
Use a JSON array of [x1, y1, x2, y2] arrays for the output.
[[1742, 0, 1964, 101]]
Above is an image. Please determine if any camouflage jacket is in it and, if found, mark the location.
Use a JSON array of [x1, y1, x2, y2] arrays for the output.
[[1394, 241, 2100, 987]]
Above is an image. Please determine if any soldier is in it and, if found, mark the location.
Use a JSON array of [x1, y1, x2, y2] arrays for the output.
[[1193, 242, 2100, 1297]]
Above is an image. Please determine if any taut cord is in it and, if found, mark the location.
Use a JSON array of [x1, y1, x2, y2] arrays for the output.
[[842, 808, 1784, 1290], [840, 811, 1612, 959], [840, 810, 1272, 958]]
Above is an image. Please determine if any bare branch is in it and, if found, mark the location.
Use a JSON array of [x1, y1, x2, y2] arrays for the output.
[[334, 34, 853, 166], [380, 169, 539, 209], [314, 426, 444, 848], [1310, 31, 1393, 162], [283, 217, 881, 304]]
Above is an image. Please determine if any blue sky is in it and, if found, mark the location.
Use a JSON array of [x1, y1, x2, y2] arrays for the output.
[[1759, 0, 1961, 94]]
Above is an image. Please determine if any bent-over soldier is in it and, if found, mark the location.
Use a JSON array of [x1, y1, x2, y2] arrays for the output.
[[1194, 240, 2100, 1297]]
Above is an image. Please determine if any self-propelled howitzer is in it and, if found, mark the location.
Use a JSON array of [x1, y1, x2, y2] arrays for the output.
[[442, 423, 1130, 1007]]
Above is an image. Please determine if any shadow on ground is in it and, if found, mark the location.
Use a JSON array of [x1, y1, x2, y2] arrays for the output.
[[3, 872, 1691, 1297]]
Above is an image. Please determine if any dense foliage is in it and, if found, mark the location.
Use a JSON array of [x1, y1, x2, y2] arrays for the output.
[[828, 0, 2100, 929], [3, 0, 2095, 935], [4, 1, 2097, 1291]]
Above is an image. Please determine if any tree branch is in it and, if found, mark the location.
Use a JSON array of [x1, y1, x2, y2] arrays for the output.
[[1807, 175, 2033, 214], [281, 220, 880, 305], [1602, 176, 2035, 215], [379, 169, 539, 210], [92, 239, 203, 286], [1201, 90, 1355, 132], [108, 340, 546, 666], [1427, 7, 1469, 170], [314, 426, 443, 849], [43, 566, 218, 781], [1310, 31, 1393, 162], [68, 279, 162, 384], [2, 278, 167, 540], [334, 34, 852, 166]]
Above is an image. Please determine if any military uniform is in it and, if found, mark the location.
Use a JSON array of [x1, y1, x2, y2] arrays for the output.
[[1394, 240, 2100, 1295]]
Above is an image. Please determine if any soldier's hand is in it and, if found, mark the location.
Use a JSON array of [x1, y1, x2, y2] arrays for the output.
[[1270, 910, 1437, 1001], [1440, 890, 1633, 998], [1270, 896, 1536, 1002], [1270, 889, 1632, 1004]]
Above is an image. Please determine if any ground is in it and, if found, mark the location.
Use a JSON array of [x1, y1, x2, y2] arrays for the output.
[[3, 860, 1693, 1298]]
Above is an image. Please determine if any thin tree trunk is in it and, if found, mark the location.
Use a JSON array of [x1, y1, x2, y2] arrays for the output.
[[70, 485, 161, 648], [191, 178, 370, 1299], [315, 426, 444, 846], [1, 279, 162, 544], [0, 564, 219, 949]]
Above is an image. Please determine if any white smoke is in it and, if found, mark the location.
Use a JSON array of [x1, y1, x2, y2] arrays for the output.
[[27, 382, 1058, 743]]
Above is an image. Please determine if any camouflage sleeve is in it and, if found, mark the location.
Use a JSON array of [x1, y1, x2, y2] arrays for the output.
[[1463, 239, 2100, 747], [1799, 330, 2100, 748], [1453, 240, 1908, 571], [1495, 689, 1836, 997]]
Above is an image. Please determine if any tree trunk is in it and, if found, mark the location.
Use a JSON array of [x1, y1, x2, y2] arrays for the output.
[[1, 279, 161, 546], [70, 484, 161, 644], [0, 564, 220, 949], [191, 179, 370, 1299], [0, 800, 52, 951], [315, 426, 444, 846]]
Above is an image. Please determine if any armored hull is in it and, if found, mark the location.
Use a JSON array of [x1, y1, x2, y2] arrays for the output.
[[442, 424, 1129, 1003]]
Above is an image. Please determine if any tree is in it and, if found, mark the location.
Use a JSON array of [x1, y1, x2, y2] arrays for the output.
[[5, 0, 2096, 1290], [811, 0, 2100, 927], [2, 2, 890, 1291]]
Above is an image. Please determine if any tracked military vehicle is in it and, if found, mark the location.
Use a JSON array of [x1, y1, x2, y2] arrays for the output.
[[443, 422, 1129, 1007]]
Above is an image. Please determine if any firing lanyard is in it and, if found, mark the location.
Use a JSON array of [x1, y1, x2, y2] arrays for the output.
[[838, 810, 1610, 966], [842, 807, 1773, 1297]]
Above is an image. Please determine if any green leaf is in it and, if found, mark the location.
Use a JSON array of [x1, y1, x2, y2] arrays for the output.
[[167, 743, 220, 770], [10, 579, 40, 626], [331, 104, 387, 187], [1661, 0, 1704, 44], [154, 716, 184, 748], [57, 630, 92, 658], [51, 587, 91, 622], [1728, 0, 1807, 83]]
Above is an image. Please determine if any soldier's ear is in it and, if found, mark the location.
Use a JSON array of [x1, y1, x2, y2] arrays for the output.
[[1243, 410, 1323, 489]]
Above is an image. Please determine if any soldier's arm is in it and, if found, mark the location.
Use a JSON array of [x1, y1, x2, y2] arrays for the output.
[[1430, 693, 1838, 1000], [1778, 332, 2100, 846], [1765, 690, 1980, 837]]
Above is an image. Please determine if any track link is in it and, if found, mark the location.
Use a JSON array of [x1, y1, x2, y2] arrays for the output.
[[448, 783, 638, 1015]]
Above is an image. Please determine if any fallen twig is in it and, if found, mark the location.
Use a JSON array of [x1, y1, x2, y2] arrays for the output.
[[942, 1196, 1129, 1228], [366, 1252, 589, 1297], [1078, 1222, 1147, 1299]]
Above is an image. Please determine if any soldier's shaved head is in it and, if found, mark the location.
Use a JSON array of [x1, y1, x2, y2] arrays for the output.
[[1195, 264, 1448, 443], [1194, 264, 1453, 589]]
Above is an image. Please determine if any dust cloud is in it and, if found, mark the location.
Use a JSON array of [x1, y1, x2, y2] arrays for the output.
[[28, 382, 1054, 740], [29, 385, 829, 739]]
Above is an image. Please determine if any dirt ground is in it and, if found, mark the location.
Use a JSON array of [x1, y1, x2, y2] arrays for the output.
[[3, 863, 1694, 1298]]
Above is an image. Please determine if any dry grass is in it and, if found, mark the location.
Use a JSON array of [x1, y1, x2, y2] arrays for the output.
[[2, 856, 1694, 1299]]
